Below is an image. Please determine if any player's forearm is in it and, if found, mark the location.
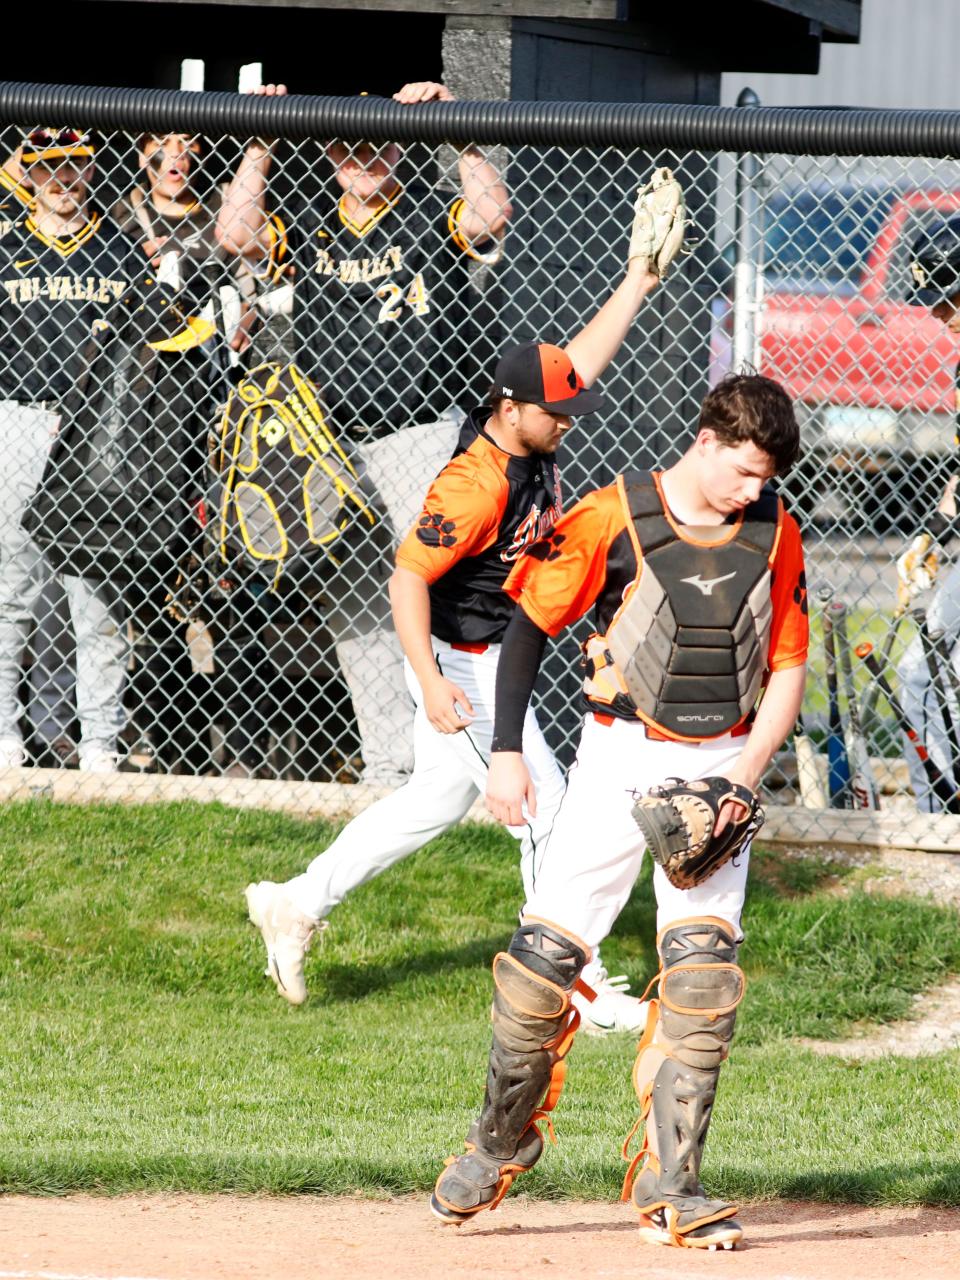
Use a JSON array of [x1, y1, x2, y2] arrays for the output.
[[456, 147, 513, 241], [491, 607, 549, 753], [216, 147, 273, 258], [728, 663, 807, 791], [388, 565, 439, 687], [564, 259, 659, 387]]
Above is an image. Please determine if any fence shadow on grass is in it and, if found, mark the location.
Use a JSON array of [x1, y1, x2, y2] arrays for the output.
[[723, 1161, 960, 1210], [310, 934, 508, 1003]]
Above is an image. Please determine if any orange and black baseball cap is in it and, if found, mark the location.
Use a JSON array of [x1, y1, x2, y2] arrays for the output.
[[21, 127, 95, 164], [493, 342, 604, 415]]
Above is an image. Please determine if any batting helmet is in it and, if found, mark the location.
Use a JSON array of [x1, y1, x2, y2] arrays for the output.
[[908, 215, 960, 305]]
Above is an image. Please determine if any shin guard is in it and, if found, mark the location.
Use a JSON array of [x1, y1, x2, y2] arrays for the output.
[[432, 919, 587, 1223], [622, 917, 745, 1250]]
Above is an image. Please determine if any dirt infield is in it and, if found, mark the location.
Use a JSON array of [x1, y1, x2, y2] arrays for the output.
[[0, 1194, 958, 1280]]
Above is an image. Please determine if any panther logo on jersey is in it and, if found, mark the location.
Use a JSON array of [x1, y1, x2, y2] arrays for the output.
[[523, 532, 566, 563], [416, 512, 457, 548], [792, 568, 808, 615]]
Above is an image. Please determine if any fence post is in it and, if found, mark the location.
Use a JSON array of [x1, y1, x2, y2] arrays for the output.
[[732, 87, 764, 373]]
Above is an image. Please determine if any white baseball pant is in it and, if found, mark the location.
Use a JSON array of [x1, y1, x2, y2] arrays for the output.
[[525, 714, 754, 951], [285, 637, 566, 921], [897, 557, 960, 812]]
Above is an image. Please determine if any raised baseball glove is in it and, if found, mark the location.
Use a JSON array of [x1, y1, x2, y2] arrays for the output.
[[628, 167, 688, 279], [631, 776, 764, 890], [896, 531, 941, 608]]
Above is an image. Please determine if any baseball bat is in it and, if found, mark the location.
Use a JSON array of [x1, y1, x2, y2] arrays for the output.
[[831, 600, 880, 810], [794, 714, 829, 809], [855, 642, 960, 813], [818, 586, 851, 808], [914, 608, 960, 785], [858, 604, 907, 731]]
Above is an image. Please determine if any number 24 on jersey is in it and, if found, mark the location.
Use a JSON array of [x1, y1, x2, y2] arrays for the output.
[[376, 272, 430, 324]]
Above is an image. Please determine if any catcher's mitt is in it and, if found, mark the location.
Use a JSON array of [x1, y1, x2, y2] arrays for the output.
[[628, 167, 688, 279], [631, 776, 764, 891]]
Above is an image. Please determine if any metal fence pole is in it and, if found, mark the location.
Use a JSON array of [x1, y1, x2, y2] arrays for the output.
[[732, 87, 764, 373]]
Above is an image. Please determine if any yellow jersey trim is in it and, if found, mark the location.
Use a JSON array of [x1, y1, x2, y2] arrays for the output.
[[447, 196, 504, 265], [337, 185, 403, 239], [24, 212, 102, 258]]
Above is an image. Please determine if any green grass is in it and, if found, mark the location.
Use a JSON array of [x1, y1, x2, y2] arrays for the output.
[[2, 799, 960, 1203]]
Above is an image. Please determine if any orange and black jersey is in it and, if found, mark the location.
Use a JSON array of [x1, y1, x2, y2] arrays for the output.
[[395, 406, 562, 645], [489, 477, 808, 748], [0, 210, 149, 402], [284, 184, 495, 441], [506, 475, 809, 672]]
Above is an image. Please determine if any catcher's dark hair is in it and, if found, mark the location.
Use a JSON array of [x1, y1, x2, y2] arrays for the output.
[[698, 373, 800, 474]]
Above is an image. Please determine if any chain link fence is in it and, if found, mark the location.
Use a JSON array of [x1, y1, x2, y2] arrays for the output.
[[1, 86, 959, 844]]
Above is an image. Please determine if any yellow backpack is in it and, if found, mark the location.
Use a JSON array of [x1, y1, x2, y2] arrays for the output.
[[211, 361, 379, 591]]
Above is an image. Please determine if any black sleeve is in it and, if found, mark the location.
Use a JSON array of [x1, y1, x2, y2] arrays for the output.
[[926, 510, 957, 542], [491, 606, 549, 754]]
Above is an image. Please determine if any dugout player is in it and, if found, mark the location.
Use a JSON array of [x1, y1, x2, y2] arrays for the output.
[[895, 217, 960, 809], [0, 142, 79, 766], [245, 237, 666, 1031], [0, 127, 151, 772], [216, 80, 512, 786], [432, 374, 808, 1250], [113, 131, 278, 777], [114, 131, 283, 355]]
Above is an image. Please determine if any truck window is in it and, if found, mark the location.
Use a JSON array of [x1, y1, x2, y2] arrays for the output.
[[764, 188, 895, 295]]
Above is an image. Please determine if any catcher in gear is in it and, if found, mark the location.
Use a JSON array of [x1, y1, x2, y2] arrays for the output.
[[895, 215, 960, 811], [432, 372, 809, 1250]]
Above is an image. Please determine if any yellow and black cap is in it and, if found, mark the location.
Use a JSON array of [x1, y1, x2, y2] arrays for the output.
[[21, 126, 95, 165]]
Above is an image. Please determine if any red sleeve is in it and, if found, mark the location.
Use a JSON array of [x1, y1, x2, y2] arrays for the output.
[[395, 455, 504, 585], [504, 486, 626, 636], [767, 510, 809, 670]]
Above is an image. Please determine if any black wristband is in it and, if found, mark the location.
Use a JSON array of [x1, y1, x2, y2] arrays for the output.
[[926, 511, 957, 542]]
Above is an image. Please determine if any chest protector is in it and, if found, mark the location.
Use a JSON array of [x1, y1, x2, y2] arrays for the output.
[[584, 470, 782, 741]]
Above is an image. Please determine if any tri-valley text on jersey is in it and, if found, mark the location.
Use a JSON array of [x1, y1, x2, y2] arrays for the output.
[[315, 245, 402, 284], [3, 275, 129, 305]]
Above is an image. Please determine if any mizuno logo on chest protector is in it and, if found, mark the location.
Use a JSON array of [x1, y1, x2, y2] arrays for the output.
[[681, 571, 737, 596]]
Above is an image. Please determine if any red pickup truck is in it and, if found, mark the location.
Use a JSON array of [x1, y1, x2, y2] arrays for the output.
[[733, 185, 960, 531]]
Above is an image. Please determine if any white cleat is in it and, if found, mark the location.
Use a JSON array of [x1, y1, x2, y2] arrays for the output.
[[245, 880, 325, 1005], [637, 1215, 743, 1251], [574, 962, 649, 1036], [78, 745, 119, 774]]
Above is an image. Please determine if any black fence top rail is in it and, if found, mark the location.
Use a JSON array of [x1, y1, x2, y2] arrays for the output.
[[1, 82, 960, 158]]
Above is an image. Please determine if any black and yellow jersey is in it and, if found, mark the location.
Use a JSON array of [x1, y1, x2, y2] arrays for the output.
[[0, 209, 148, 402], [395, 406, 562, 645], [284, 184, 494, 441], [113, 186, 220, 269]]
